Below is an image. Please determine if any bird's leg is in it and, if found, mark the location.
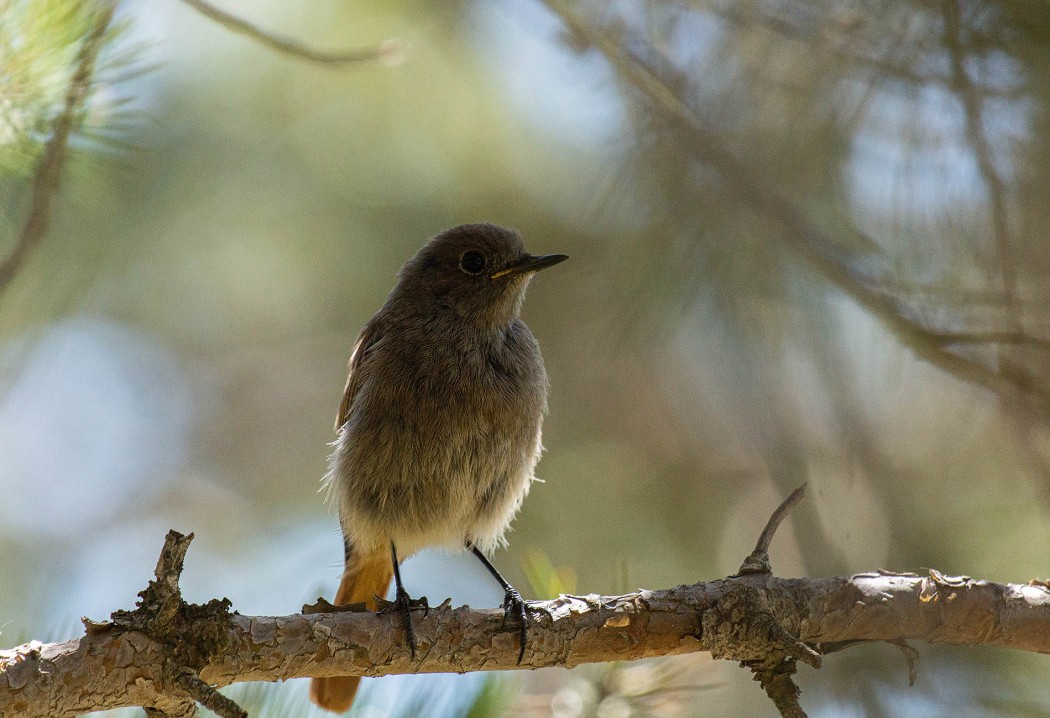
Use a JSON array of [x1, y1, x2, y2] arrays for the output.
[[377, 541, 428, 660], [470, 546, 546, 664]]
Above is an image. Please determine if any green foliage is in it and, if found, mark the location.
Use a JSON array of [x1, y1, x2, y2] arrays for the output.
[[0, 0, 102, 176]]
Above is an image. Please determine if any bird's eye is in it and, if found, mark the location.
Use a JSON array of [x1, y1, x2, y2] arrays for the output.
[[459, 250, 487, 275]]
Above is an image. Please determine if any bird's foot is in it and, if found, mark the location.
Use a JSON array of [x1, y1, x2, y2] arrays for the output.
[[376, 588, 429, 660], [500, 587, 549, 664]]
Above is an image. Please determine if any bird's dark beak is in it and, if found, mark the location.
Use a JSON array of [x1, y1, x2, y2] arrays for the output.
[[490, 253, 569, 280]]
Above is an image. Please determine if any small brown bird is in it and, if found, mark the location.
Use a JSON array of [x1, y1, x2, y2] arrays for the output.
[[310, 223, 566, 713]]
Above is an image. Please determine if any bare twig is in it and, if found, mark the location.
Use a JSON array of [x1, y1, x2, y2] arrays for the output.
[[539, 0, 1050, 423], [175, 673, 245, 718], [0, 4, 115, 296], [888, 639, 920, 686], [148, 530, 194, 628], [178, 0, 401, 66], [746, 657, 807, 718], [738, 484, 807, 575]]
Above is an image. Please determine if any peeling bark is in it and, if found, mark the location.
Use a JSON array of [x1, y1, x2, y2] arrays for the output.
[[3, 566, 1050, 717]]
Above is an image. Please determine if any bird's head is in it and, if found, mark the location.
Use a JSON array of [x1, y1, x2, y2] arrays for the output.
[[395, 223, 567, 330]]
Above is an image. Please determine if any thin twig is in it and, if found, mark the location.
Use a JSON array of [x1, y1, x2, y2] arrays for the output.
[[178, 0, 401, 66], [887, 639, 919, 686], [738, 484, 807, 575], [0, 4, 115, 296], [539, 0, 1050, 423], [175, 673, 246, 718]]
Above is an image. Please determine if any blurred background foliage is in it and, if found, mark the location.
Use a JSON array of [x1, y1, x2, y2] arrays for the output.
[[3, 0, 1050, 715]]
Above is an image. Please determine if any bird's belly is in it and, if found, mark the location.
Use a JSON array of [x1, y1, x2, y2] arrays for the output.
[[331, 418, 539, 557]]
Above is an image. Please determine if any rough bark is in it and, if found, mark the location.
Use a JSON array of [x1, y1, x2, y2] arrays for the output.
[[3, 553, 1050, 717]]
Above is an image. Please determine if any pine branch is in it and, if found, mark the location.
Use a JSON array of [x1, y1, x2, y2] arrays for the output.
[[538, 0, 1050, 423], [0, 3, 116, 296], [3, 492, 1050, 717]]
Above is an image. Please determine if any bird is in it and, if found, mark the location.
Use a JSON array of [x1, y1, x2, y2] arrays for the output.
[[309, 222, 567, 713]]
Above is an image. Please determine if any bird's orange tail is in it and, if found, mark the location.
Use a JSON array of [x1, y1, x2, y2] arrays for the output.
[[309, 550, 393, 713]]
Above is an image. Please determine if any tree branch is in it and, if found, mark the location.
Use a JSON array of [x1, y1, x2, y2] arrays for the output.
[[178, 0, 402, 66], [3, 534, 1050, 716], [709, 2, 1027, 100], [538, 0, 1050, 422]]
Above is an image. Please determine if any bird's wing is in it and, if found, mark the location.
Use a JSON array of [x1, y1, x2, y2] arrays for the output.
[[335, 321, 382, 433]]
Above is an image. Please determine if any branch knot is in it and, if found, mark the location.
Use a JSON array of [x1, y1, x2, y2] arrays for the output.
[[108, 531, 243, 718]]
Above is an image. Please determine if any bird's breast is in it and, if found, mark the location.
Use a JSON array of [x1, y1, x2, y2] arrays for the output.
[[330, 319, 547, 550]]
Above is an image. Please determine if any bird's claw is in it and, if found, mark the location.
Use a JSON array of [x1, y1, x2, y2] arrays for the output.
[[377, 586, 427, 660], [501, 587, 546, 664]]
